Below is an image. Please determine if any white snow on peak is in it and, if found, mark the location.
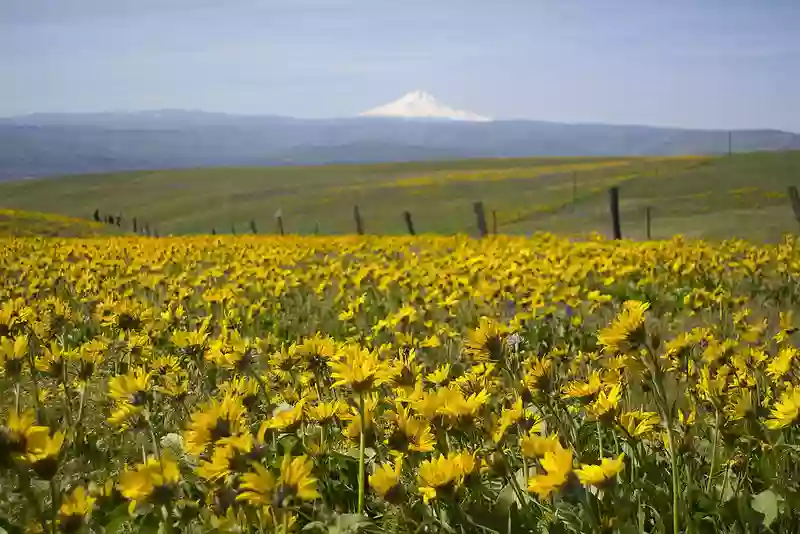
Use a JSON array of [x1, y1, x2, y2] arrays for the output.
[[360, 90, 492, 122]]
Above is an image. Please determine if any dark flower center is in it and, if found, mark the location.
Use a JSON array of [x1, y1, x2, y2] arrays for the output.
[[33, 457, 59, 480], [79, 362, 95, 380], [59, 514, 84, 534], [271, 484, 295, 509], [150, 484, 174, 505], [211, 419, 232, 441], [130, 390, 148, 407], [117, 313, 141, 331]]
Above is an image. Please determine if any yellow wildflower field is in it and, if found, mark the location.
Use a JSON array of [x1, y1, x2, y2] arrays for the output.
[[1, 233, 799, 533]]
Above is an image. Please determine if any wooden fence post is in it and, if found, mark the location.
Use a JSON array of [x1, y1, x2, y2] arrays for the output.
[[473, 201, 488, 237], [645, 206, 652, 240], [212, 228, 216, 235], [132, 217, 138, 234], [249, 220, 258, 234], [403, 211, 416, 235], [353, 205, 364, 235], [492, 210, 498, 235], [787, 186, 800, 224], [609, 187, 622, 239], [275, 209, 285, 235]]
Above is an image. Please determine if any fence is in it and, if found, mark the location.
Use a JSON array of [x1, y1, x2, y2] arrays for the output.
[[91, 185, 800, 241]]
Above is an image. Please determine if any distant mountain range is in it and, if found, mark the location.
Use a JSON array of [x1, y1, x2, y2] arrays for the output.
[[1, 104, 798, 180]]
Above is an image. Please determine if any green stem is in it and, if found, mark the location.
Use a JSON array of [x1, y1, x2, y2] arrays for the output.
[[504, 461, 527, 509], [596, 423, 604, 458], [161, 505, 173, 533], [581, 486, 601, 533], [664, 417, 681, 534], [144, 410, 165, 474], [17, 467, 48, 534], [27, 354, 42, 410], [644, 343, 681, 534], [61, 364, 74, 429], [73, 386, 86, 445], [357, 392, 366, 516], [718, 463, 731, 506], [249, 367, 271, 408], [706, 409, 721, 494], [50, 479, 59, 534]]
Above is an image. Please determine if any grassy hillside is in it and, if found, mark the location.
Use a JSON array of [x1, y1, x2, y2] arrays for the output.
[[0, 209, 122, 237], [0, 151, 798, 241]]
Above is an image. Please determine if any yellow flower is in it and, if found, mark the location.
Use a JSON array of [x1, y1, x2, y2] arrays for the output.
[[183, 394, 247, 456], [417, 452, 472, 503], [726, 388, 756, 421], [387, 404, 436, 453], [1, 410, 50, 465], [263, 400, 306, 432], [370, 455, 404, 501], [330, 344, 392, 393], [196, 436, 253, 482], [276, 455, 320, 505], [597, 300, 649, 353], [118, 453, 181, 511], [463, 317, 508, 362], [307, 400, 345, 425], [171, 328, 208, 355], [426, 363, 451, 386], [775, 311, 797, 343], [766, 347, 796, 380], [0, 334, 28, 377], [342, 395, 379, 442], [35, 342, 69, 377], [438, 387, 490, 423], [25, 430, 65, 480], [107, 368, 151, 427], [618, 410, 661, 439], [527, 443, 573, 499], [697, 364, 730, 408], [766, 386, 800, 429], [492, 397, 524, 443], [293, 334, 336, 374], [521, 433, 561, 458], [575, 454, 625, 487], [588, 382, 623, 421], [562, 371, 603, 401], [236, 462, 276, 507], [59, 486, 96, 532], [522, 355, 552, 394]]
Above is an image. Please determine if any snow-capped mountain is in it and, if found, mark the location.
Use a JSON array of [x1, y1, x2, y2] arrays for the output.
[[360, 90, 492, 122]]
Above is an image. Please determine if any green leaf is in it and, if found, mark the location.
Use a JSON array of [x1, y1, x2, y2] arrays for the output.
[[300, 520, 327, 532], [494, 468, 529, 516], [327, 513, 370, 534], [102, 503, 132, 534], [752, 489, 780, 528]]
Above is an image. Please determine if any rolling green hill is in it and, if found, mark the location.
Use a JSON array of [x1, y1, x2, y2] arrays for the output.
[[0, 151, 798, 241], [0, 209, 123, 237]]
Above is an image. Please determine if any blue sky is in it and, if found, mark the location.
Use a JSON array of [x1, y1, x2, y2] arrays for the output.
[[2, 0, 798, 130]]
